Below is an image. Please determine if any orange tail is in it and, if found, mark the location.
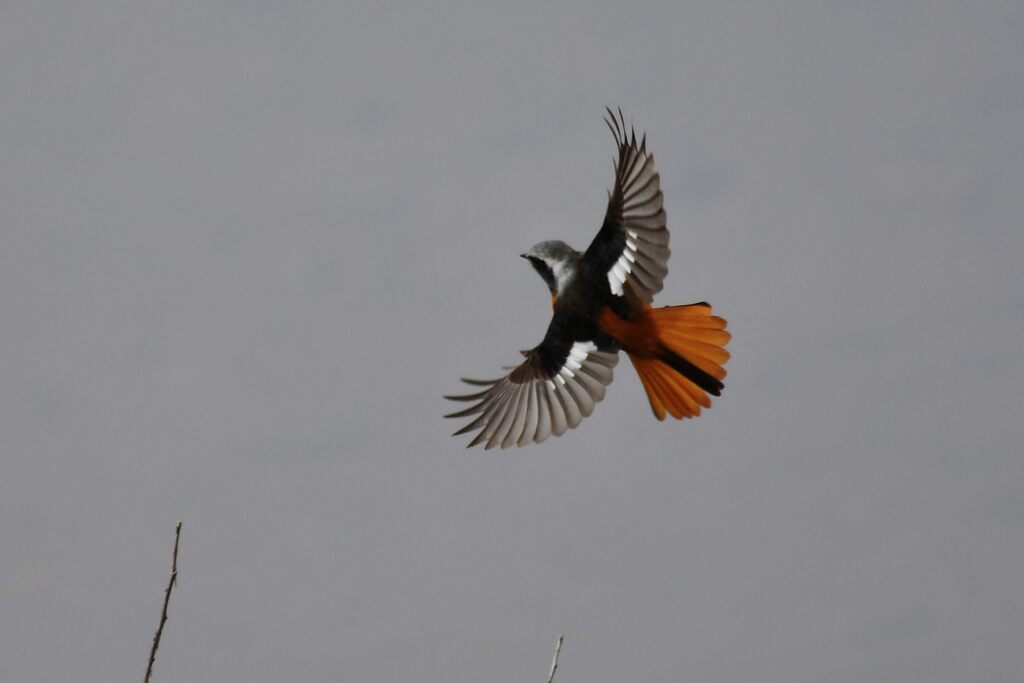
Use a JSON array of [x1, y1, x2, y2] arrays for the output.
[[598, 303, 731, 420]]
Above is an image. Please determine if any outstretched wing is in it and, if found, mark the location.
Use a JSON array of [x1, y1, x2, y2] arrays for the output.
[[583, 108, 669, 311], [445, 339, 619, 449]]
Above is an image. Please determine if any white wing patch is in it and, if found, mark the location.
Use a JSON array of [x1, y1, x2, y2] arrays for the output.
[[607, 230, 640, 296]]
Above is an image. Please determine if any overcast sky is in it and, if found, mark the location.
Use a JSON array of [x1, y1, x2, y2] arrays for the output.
[[2, 2, 1022, 681]]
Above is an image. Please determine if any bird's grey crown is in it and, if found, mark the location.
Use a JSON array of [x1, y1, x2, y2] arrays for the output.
[[522, 240, 578, 262], [520, 240, 581, 296]]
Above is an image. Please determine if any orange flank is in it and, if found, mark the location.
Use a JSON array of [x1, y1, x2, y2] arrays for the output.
[[598, 303, 731, 420]]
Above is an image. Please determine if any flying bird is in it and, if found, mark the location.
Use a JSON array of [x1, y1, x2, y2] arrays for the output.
[[445, 109, 730, 448]]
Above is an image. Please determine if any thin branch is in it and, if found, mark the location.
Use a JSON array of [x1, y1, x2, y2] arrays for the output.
[[546, 634, 563, 683], [144, 521, 182, 683]]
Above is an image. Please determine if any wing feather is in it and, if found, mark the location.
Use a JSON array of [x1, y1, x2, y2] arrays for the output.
[[583, 110, 671, 310], [446, 343, 618, 449]]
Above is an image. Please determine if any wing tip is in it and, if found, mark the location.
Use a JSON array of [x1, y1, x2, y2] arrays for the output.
[[603, 107, 645, 152]]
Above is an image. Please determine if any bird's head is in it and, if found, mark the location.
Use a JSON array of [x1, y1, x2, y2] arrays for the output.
[[520, 240, 581, 296]]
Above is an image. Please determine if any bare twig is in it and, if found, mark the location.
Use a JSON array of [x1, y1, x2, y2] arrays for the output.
[[144, 521, 182, 683], [546, 634, 563, 683]]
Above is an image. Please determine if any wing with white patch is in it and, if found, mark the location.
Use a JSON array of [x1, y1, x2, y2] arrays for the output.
[[583, 108, 670, 309], [445, 340, 619, 449]]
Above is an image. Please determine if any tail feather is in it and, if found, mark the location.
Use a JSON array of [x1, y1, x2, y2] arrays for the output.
[[630, 356, 667, 420], [660, 349, 723, 397], [628, 355, 708, 420], [631, 356, 687, 420], [599, 302, 731, 421], [659, 334, 729, 379], [658, 360, 708, 413]]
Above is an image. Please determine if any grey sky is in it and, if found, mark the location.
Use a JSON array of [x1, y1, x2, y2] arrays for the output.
[[2, 2, 1022, 681]]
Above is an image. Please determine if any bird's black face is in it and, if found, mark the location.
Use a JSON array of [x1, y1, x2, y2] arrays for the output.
[[521, 253, 558, 295]]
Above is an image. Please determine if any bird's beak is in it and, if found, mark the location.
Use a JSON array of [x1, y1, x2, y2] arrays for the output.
[[519, 253, 529, 259]]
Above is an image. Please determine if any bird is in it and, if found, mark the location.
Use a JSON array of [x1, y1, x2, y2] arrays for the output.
[[445, 109, 730, 448]]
